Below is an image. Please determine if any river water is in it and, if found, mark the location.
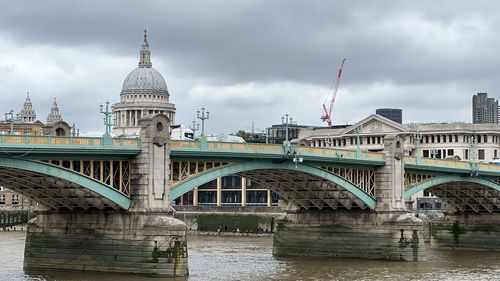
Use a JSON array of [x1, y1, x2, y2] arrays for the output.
[[3, 231, 500, 281]]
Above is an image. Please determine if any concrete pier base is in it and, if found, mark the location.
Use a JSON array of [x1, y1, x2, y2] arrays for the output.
[[24, 211, 188, 276], [273, 210, 425, 261], [431, 213, 500, 250]]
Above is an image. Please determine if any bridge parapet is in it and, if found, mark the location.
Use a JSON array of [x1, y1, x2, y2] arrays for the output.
[[404, 156, 500, 176], [170, 140, 385, 164], [0, 134, 141, 156], [0, 135, 141, 149]]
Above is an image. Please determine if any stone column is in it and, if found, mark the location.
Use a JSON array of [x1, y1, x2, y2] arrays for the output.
[[216, 177, 222, 207], [193, 188, 198, 206], [374, 134, 406, 212], [241, 177, 247, 207], [267, 190, 272, 207], [24, 113, 189, 277], [273, 133, 425, 262]]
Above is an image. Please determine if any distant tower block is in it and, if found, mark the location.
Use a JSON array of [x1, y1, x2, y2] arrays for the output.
[[376, 108, 402, 124], [472, 92, 498, 124]]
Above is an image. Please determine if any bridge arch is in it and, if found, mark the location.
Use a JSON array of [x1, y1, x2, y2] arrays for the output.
[[0, 157, 131, 210], [170, 161, 376, 210], [405, 175, 500, 213]]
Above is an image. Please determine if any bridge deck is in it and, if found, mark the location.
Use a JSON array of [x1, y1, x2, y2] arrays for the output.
[[0, 135, 141, 158], [404, 156, 500, 177], [170, 141, 386, 166]]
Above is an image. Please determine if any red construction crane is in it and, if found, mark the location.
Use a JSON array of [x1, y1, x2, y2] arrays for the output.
[[321, 58, 346, 126]]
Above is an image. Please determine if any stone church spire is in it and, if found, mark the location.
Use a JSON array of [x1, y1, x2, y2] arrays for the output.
[[47, 97, 62, 123], [138, 29, 152, 68], [19, 91, 37, 123]]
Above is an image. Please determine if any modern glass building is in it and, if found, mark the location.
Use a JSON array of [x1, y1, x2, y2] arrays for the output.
[[375, 108, 402, 124]]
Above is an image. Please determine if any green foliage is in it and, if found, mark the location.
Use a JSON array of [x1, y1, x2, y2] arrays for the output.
[[235, 130, 250, 140], [197, 214, 271, 232]]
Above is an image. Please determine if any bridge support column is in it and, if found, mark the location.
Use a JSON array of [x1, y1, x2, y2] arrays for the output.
[[431, 213, 500, 250], [274, 210, 424, 261], [24, 114, 189, 276], [24, 211, 187, 276], [274, 134, 425, 261]]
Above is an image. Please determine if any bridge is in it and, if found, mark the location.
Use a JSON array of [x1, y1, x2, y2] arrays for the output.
[[2, 115, 500, 275]]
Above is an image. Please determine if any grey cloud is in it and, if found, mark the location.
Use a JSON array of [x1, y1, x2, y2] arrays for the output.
[[1, 0, 500, 132]]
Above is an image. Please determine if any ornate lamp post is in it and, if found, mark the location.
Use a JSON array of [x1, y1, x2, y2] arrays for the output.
[[196, 107, 209, 137], [469, 135, 478, 175], [189, 120, 200, 137], [354, 125, 362, 158], [99, 101, 113, 135], [414, 132, 422, 164], [4, 110, 16, 135], [281, 113, 293, 145]]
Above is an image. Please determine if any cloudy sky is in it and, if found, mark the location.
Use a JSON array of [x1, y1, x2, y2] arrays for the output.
[[0, 1, 498, 134]]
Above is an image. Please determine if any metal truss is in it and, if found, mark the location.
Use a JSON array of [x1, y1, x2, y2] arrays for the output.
[[320, 166, 376, 197], [42, 160, 131, 195], [169, 160, 230, 185], [0, 167, 122, 211], [404, 173, 436, 190], [236, 169, 370, 210], [429, 182, 500, 213]]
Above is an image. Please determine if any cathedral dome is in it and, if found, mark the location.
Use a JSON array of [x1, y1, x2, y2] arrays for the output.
[[121, 30, 168, 94], [122, 67, 168, 92]]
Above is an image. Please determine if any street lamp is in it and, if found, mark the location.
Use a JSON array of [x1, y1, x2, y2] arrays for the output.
[[469, 135, 478, 175], [281, 113, 294, 144], [414, 132, 422, 163], [4, 109, 16, 135], [99, 101, 113, 135], [196, 107, 210, 137], [354, 125, 363, 158], [189, 120, 200, 136]]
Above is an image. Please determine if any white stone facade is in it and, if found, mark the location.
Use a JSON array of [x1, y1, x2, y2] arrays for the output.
[[299, 114, 500, 164], [113, 31, 176, 137]]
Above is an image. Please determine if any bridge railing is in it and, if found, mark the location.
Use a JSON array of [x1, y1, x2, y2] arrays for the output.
[[404, 156, 470, 169], [404, 156, 500, 174], [0, 135, 141, 149], [170, 140, 385, 162]]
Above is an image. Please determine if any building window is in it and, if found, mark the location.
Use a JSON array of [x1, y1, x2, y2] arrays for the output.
[[0, 195, 5, 204], [495, 150, 498, 159], [423, 150, 429, 158], [479, 149, 485, 160], [464, 149, 469, 160], [455, 135, 459, 142], [477, 135, 482, 143], [448, 135, 452, 142], [437, 135, 440, 143], [447, 149, 454, 157], [12, 194, 19, 205]]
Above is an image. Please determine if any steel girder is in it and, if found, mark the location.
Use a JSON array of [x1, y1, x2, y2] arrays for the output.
[[404, 175, 500, 213], [0, 157, 131, 210], [169, 161, 376, 210]]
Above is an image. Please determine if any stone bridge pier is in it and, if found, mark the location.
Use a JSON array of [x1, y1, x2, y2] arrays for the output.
[[23, 114, 189, 276], [273, 134, 425, 261]]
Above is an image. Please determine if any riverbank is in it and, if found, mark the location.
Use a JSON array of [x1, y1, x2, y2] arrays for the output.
[[188, 230, 272, 237], [1, 224, 26, 232]]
